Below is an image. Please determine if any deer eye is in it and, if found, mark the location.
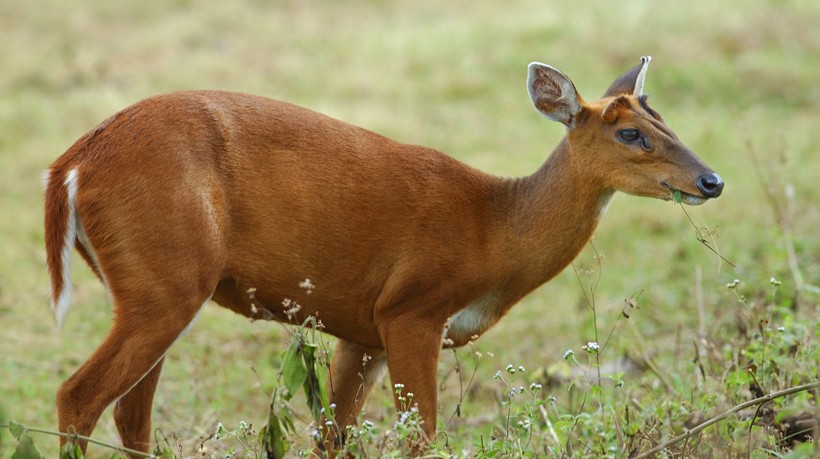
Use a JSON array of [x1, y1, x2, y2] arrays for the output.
[[618, 128, 640, 143]]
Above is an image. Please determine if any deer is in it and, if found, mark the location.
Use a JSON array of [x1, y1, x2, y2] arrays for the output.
[[44, 56, 723, 456]]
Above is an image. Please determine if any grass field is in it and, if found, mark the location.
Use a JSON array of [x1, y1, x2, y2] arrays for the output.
[[1, 0, 818, 457]]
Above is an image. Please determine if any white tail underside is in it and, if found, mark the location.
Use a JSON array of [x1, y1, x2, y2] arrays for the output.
[[52, 167, 79, 328]]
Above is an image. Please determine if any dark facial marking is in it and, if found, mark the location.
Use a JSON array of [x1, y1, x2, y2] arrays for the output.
[[638, 95, 662, 120]]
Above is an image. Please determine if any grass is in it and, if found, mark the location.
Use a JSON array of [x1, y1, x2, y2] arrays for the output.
[[1, 0, 818, 457]]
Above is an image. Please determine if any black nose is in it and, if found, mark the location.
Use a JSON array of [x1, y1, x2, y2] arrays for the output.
[[696, 172, 724, 198]]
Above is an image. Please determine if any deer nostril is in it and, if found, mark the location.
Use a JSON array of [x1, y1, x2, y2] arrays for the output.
[[696, 173, 724, 198]]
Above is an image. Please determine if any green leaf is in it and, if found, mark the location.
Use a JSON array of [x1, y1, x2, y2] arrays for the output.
[[608, 371, 625, 382], [261, 413, 289, 459], [281, 339, 307, 402], [673, 190, 682, 203], [301, 344, 326, 423], [59, 440, 84, 459], [12, 433, 42, 459], [9, 421, 25, 439]]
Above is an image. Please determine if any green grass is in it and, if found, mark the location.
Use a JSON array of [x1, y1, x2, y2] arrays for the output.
[[1, 0, 818, 457]]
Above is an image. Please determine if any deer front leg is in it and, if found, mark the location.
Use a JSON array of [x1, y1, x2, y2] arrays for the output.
[[379, 317, 445, 451]]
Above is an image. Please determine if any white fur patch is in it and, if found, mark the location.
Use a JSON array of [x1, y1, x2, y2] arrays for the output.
[[41, 169, 51, 191], [177, 300, 209, 341], [448, 293, 499, 341], [52, 168, 80, 328], [597, 192, 616, 221]]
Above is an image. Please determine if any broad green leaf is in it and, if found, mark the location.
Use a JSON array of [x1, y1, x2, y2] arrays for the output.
[[281, 340, 307, 402], [12, 433, 42, 459], [301, 344, 325, 422], [262, 414, 289, 459], [59, 441, 84, 459], [9, 421, 25, 439]]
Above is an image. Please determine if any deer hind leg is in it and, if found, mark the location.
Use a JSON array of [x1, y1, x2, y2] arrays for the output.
[[56, 285, 210, 455], [113, 356, 165, 453], [320, 339, 386, 455]]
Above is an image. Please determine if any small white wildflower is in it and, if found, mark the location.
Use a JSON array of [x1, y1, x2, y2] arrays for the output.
[[529, 383, 542, 391], [547, 395, 556, 405], [325, 420, 333, 426], [615, 379, 625, 388], [406, 392, 414, 399], [493, 370, 502, 380], [474, 351, 483, 359], [299, 278, 316, 293], [727, 279, 741, 289], [777, 326, 785, 332], [582, 342, 600, 354], [329, 403, 337, 410], [770, 277, 781, 286], [238, 420, 249, 430], [518, 365, 526, 373], [505, 364, 516, 374], [442, 337, 455, 346], [563, 349, 574, 360], [363, 420, 374, 429], [283, 299, 301, 319]]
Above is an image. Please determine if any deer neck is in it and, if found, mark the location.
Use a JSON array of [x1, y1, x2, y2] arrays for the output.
[[445, 139, 613, 346], [505, 138, 614, 288]]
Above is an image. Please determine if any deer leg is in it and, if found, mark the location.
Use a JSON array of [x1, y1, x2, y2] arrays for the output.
[[320, 339, 386, 455], [113, 356, 165, 453], [56, 293, 208, 455], [379, 317, 444, 449]]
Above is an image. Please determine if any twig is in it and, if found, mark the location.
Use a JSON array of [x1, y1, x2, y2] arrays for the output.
[[695, 265, 706, 339], [678, 204, 735, 268], [539, 404, 561, 448], [633, 380, 820, 458], [747, 398, 771, 459], [626, 320, 676, 395], [1, 423, 156, 458]]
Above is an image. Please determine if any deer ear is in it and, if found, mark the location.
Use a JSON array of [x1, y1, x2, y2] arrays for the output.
[[603, 56, 651, 98], [527, 63, 584, 128]]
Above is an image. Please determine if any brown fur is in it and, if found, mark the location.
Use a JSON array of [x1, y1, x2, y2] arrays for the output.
[[44, 59, 721, 456]]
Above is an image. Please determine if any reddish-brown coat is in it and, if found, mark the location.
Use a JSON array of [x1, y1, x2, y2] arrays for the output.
[[44, 58, 722, 456]]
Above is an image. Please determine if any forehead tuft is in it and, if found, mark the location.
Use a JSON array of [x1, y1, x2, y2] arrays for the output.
[[637, 94, 664, 121]]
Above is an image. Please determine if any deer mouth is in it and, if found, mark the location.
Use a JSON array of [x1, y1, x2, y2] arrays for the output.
[[660, 182, 708, 206]]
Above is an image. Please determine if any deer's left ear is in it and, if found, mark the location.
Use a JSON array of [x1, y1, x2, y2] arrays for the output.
[[527, 63, 585, 128], [603, 56, 651, 98]]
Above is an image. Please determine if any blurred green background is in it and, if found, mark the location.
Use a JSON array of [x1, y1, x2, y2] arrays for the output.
[[1, 0, 817, 457]]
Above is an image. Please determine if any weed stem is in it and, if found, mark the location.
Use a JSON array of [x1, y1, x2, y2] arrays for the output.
[[633, 380, 820, 458]]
